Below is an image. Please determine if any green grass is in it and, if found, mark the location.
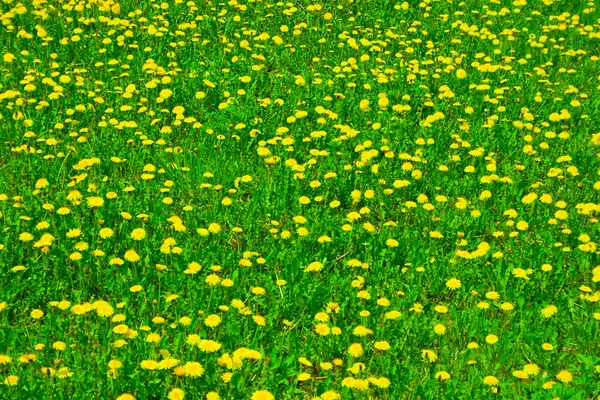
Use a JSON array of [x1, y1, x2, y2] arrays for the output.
[[1, 0, 600, 399]]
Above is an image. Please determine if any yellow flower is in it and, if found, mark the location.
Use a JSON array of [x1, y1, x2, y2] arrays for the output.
[[87, 196, 104, 208], [113, 324, 129, 334], [555, 210, 568, 220], [386, 238, 399, 247], [198, 340, 222, 353], [299, 196, 310, 205], [140, 360, 159, 370], [253, 315, 266, 326], [57, 367, 73, 379], [297, 227, 309, 236], [315, 324, 330, 336], [208, 223, 221, 233], [374, 341, 390, 351], [421, 350, 437, 362], [35, 178, 50, 189], [110, 257, 125, 266], [434, 324, 446, 335], [251, 390, 274, 400], [372, 377, 390, 388], [160, 89, 173, 99], [512, 268, 530, 280], [130, 228, 146, 240], [516, 221, 529, 231], [298, 372, 311, 381], [320, 391, 340, 400], [304, 261, 324, 272], [357, 290, 371, 300], [352, 325, 373, 336], [485, 334, 498, 344], [348, 343, 363, 357], [434, 305, 448, 313], [541, 305, 558, 318], [556, 370, 573, 383], [436, 371, 451, 381], [167, 388, 185, 400], [3, 53, 16, 63], [445, 278, 461, 290], [146, 333, 161, 343], [184, 361, 204, 377], [523, 363, 540, 376], [96, 302, 114, 317], [320, 362, 333, 371], [542, 380, 556, 389], [385, 310, 402, 319], [483, 375, 499, 386], [204, 314, 221, 328], [19, 232, 34, 242], [185, 262, 202, 275], [542, 343, 554, 351], [298, 357, 312, 367], [513, 370, 529, 379], [124, 250, 140, 262]]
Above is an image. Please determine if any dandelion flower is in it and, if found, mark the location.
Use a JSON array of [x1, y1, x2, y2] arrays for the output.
[[485, 334, 498, 344], [204, 314, 221, 328], [184, 361, 205, 377], [446, 278, 461, 290], [374, 341, 390, 351], [124, 250, 140, 262], [4, 375, 18, 386], [541, 305, 558, 318], [543, 381, 556, 389], [130, 228, 146, 240], [386, 238, 399, 247], [556, 370, 573, 383], [483, 376, 499, 386], [421, 350, 437, 362], [434, 324, 446, 335], [251, 390, 274, 400], [348, 343, 363, 357], [435, 371, 451, 381], [198, 340, 222, 353], [57, 367, 73, 379], [167, 388, 185, 400]]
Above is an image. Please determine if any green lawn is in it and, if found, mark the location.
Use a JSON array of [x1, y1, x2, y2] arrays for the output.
[[1, 0, 600, 398]]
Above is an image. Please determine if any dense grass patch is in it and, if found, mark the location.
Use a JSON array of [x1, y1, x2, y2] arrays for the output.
[[1, 0, 600, 398]]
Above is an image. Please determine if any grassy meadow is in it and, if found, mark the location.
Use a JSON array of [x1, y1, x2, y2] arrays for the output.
[[1, 0, 600, 398]]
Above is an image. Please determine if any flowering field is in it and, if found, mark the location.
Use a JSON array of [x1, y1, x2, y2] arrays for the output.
[[1, 0, 600, 398]]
